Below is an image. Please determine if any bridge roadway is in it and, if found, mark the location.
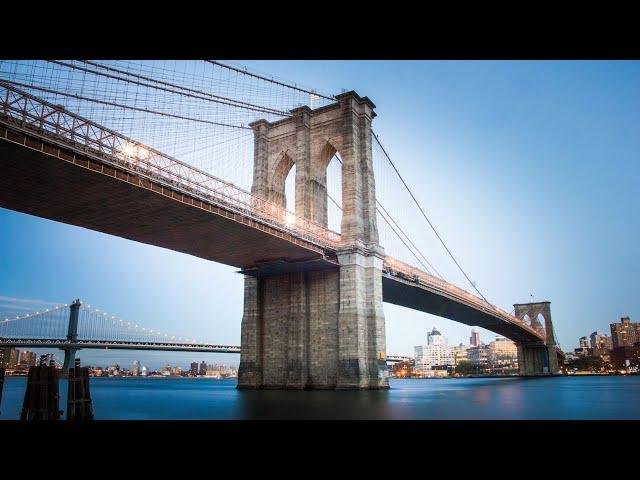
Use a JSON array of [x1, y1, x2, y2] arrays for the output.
[[0, 338, 409, 363], [0, 83, 557, 354]]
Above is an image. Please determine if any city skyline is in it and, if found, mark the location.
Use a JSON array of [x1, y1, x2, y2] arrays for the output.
[[1, 60, 638, 364]]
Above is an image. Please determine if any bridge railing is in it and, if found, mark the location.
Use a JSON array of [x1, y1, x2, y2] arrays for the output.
[[383, 256, 541, 338], [0, 81, 341, 250]]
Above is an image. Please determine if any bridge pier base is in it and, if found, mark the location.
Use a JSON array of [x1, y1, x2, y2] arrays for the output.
[[514, 301, 561, 376], [238, 248, 389, 390], [517, 343, 560, 376]]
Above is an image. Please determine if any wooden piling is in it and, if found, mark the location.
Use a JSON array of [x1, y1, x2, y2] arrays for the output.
[[66, 358, 94, 421], [0, 367, 5, 415], [20, 356, 62, 421]]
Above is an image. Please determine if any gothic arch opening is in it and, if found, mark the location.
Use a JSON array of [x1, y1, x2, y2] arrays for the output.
[[271, 152, 294, 211], [326, 152, 342, 233], [284, 162, 297, 216], [530, 313, 546, 338], [319, 142, 343, 234]]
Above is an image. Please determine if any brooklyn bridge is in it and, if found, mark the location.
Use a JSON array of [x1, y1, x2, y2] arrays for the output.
[[0, 61, 564, 389]]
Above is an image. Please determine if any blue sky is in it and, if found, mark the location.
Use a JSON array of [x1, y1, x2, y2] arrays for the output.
[[1, 61, 639, 369]]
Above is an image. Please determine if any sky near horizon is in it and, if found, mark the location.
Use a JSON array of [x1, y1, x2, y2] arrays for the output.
[[1, 60, 639, 369]]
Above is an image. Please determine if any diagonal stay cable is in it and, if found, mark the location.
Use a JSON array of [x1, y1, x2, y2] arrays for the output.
[[330, 153, 443, 278], [48, 60, 290, 117], [372, 131, 493, 305], [2, 80, 252, 130]]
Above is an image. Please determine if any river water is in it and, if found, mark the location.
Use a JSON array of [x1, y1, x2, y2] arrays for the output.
[[1, 376, 639, 420]]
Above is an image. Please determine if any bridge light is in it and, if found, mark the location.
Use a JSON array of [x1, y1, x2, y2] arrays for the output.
[[122, 142, 136, 157], [136, 146, 150, 160]]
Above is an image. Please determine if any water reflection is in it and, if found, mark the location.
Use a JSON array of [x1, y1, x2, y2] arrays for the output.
[[1, 376, 639, 420], [236, 388, 392, 420]]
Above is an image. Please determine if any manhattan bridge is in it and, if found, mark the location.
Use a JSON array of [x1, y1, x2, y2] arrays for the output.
[[0, 60, 564, 389]]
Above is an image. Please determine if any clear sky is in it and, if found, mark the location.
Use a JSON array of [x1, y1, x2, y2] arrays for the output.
[[1, 60, 638, 369]]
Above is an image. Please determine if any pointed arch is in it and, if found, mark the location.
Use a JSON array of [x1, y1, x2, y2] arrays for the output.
[[269, 151, 294, 208]]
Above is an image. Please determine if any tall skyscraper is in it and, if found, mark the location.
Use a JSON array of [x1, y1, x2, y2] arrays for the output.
[[199, 361, 207, 376], [132, 360, 141, 376], [190, 362, 198, 376], [470, 328, 480, 347]]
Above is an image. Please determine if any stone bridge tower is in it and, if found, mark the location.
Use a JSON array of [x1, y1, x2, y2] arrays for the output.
[[238, 91, 388, 390], [513, 301, 560, 375]]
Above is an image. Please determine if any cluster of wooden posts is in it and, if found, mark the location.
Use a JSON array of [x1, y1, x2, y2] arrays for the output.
[[5, 356, 95, 421], [0, 367, 5, 415]]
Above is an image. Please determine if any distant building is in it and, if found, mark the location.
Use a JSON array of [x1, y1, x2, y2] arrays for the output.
[[41, 353, 56, 365], [140, 365, 148, 376], [575, 336, 590, 356], [189, 362, 198, 377], [199, 361, 207, 376], [610, 317, 640, 348], [468, 345, 490, 371], [389, 360, 414, 378], [414, 327, 455, 375], [0, 348, 19, 369], [205, 363, 238, 378], [19, 350, 37, 367], [470, 328, 480, 347], [132, 360, 141, 376], [453, 344, 470, 365], [610, 345, 640, 371], [589, 331, 612, 356], [488, 336, 518, 370]]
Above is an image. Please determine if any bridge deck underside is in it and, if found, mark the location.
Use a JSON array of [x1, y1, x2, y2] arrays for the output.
[[382, 275, 542, 344], [0, 130, 336, 272]]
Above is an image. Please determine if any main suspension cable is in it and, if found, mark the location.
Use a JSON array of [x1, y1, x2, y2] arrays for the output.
[[48, 60, 290, 117], [372, 131, 492, 305], [329, 154, 441, 278], [206, 60, 336, 101]]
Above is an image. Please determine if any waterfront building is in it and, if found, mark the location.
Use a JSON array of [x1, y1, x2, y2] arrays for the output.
[[414, 327, 455, 375], [19, 350, 37, 367], [470, 328, 480, 347], [199, 361, 207, 376], [590, 332, 612, 350], [0, 348, 19, 369], [610, 317, 640, 348], [132, 360, 141, 376], [575, 336, 590, 356], [140, 365, 148, 376], [488, 336, 518, 370], [41, 353, 56, 365], [189, 362, 198, 377], [467, 345, 490, 371], [453, 344, 470, 364], [389, 360, 415, 378], [204, 363, 238, 378], [610, 345, 640, 371]]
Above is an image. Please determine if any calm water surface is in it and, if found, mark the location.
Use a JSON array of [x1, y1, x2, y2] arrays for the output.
[[1, 376, 639, 420]]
